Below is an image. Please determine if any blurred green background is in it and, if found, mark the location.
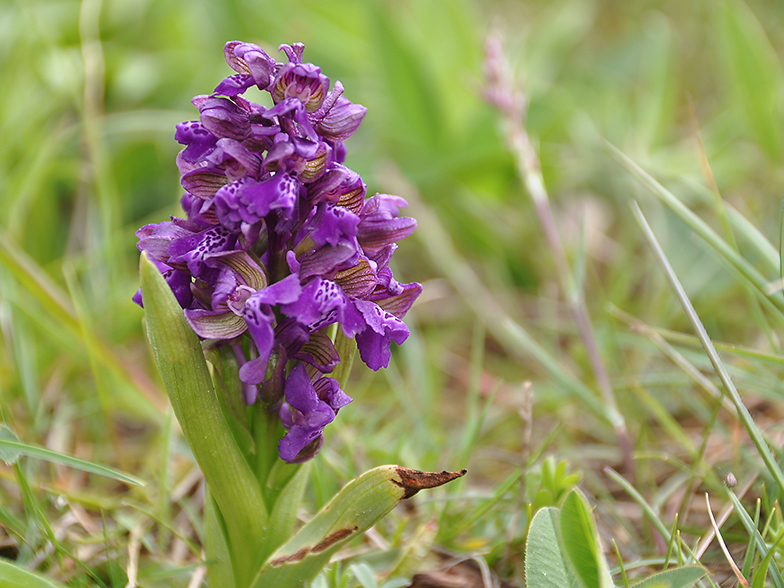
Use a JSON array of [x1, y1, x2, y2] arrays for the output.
[[3, 0, 784, 584]]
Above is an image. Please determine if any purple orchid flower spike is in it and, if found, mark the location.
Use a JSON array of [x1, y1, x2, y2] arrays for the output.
[[135, 39, 421, 463]]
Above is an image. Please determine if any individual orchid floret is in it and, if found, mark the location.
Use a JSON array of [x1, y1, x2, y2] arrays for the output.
[[196, 96, 252, 142], [278, 364, 352, 463], [272, 61, 330, 113], [214, 173, 299, 231], [216, 41, 277, 96], [357, 194, 418, 254], [311, 82, 367, 143], [307, 163, 366, 212]]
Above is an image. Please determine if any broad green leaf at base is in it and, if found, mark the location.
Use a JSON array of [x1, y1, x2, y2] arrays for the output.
[[251, 466, 465, 588]]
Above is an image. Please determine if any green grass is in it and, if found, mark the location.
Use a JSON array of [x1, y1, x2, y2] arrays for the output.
[[4, 0, 784, 585]]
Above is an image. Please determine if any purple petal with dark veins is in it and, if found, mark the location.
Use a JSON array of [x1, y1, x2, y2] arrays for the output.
[[298, 242, 358, 280], [314, 94, 367, 142], [272, 62, 330, 113], [224, 41, 276, 89], [293, 330, 340, 373], [353, 299, 409, 370], [313, 376, 352, 410], [185, 308, 248, 339], [333, 257, 378, 299], [181, 169, 229, 200], [370, 281, 422, 318], [198, 97, 251, 141]]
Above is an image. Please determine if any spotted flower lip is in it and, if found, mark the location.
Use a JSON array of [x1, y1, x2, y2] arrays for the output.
[[135, 40, 421, 462]]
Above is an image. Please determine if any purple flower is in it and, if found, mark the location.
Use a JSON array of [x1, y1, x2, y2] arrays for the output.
[[136, 40, 422, 462], [278, 365, 351, 463], [216, 41, 276, 96], [311, 82, 367, 143], [272, 62, 330, 113]]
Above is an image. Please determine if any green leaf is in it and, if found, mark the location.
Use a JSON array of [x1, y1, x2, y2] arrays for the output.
[[140, 253, 268, 588], [751, 532, 784, 588], [260, 462, 312, 562], [630, 566, 707, 588], [0, 560, 65, 588], [0, 438, 142, 486], [726, 488, 784, 588], [630, 204, 784, 498], [350, 563, 379, 588], [525, 507, 580, 588], [203, 490, 234, 588], [0, 425, 21, 465], [718, 0, 783, 158], [251, 466, 465, 588], [559, 489, 614, 588]]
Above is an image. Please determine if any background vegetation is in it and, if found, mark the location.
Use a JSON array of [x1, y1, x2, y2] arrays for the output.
[[3, 0, 784, 585]]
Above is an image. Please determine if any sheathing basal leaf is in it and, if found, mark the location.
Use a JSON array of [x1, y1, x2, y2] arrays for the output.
[[251, 466, 465, 588], [140, 253, 267, 588]]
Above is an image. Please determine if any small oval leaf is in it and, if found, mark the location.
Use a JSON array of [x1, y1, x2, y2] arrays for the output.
[[559, 489, 614, 588], [525, 507, 580, 588]]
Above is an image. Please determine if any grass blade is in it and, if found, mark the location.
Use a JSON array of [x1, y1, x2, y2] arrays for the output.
[[726, 488, 784, 588], [606, 142, 784, 317], [630, 201, 784, 494], [0, 559, 65, 588], [0, 438, 143, 486]]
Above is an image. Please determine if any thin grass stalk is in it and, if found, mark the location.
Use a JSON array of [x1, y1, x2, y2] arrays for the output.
[[608, 142, 784, 319], [484, 32, 632, 474], [726, 489, 784, 588], [630, 201, 784, 492], [608, 303, 784, 367], [688, 96, 778, 352]]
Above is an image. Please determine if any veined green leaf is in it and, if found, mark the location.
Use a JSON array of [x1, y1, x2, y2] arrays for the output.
[[525, 507, 580, 588], [251, 466, 465, 588], [559, 489, 614, 588], [140, 253, 268, 588]]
